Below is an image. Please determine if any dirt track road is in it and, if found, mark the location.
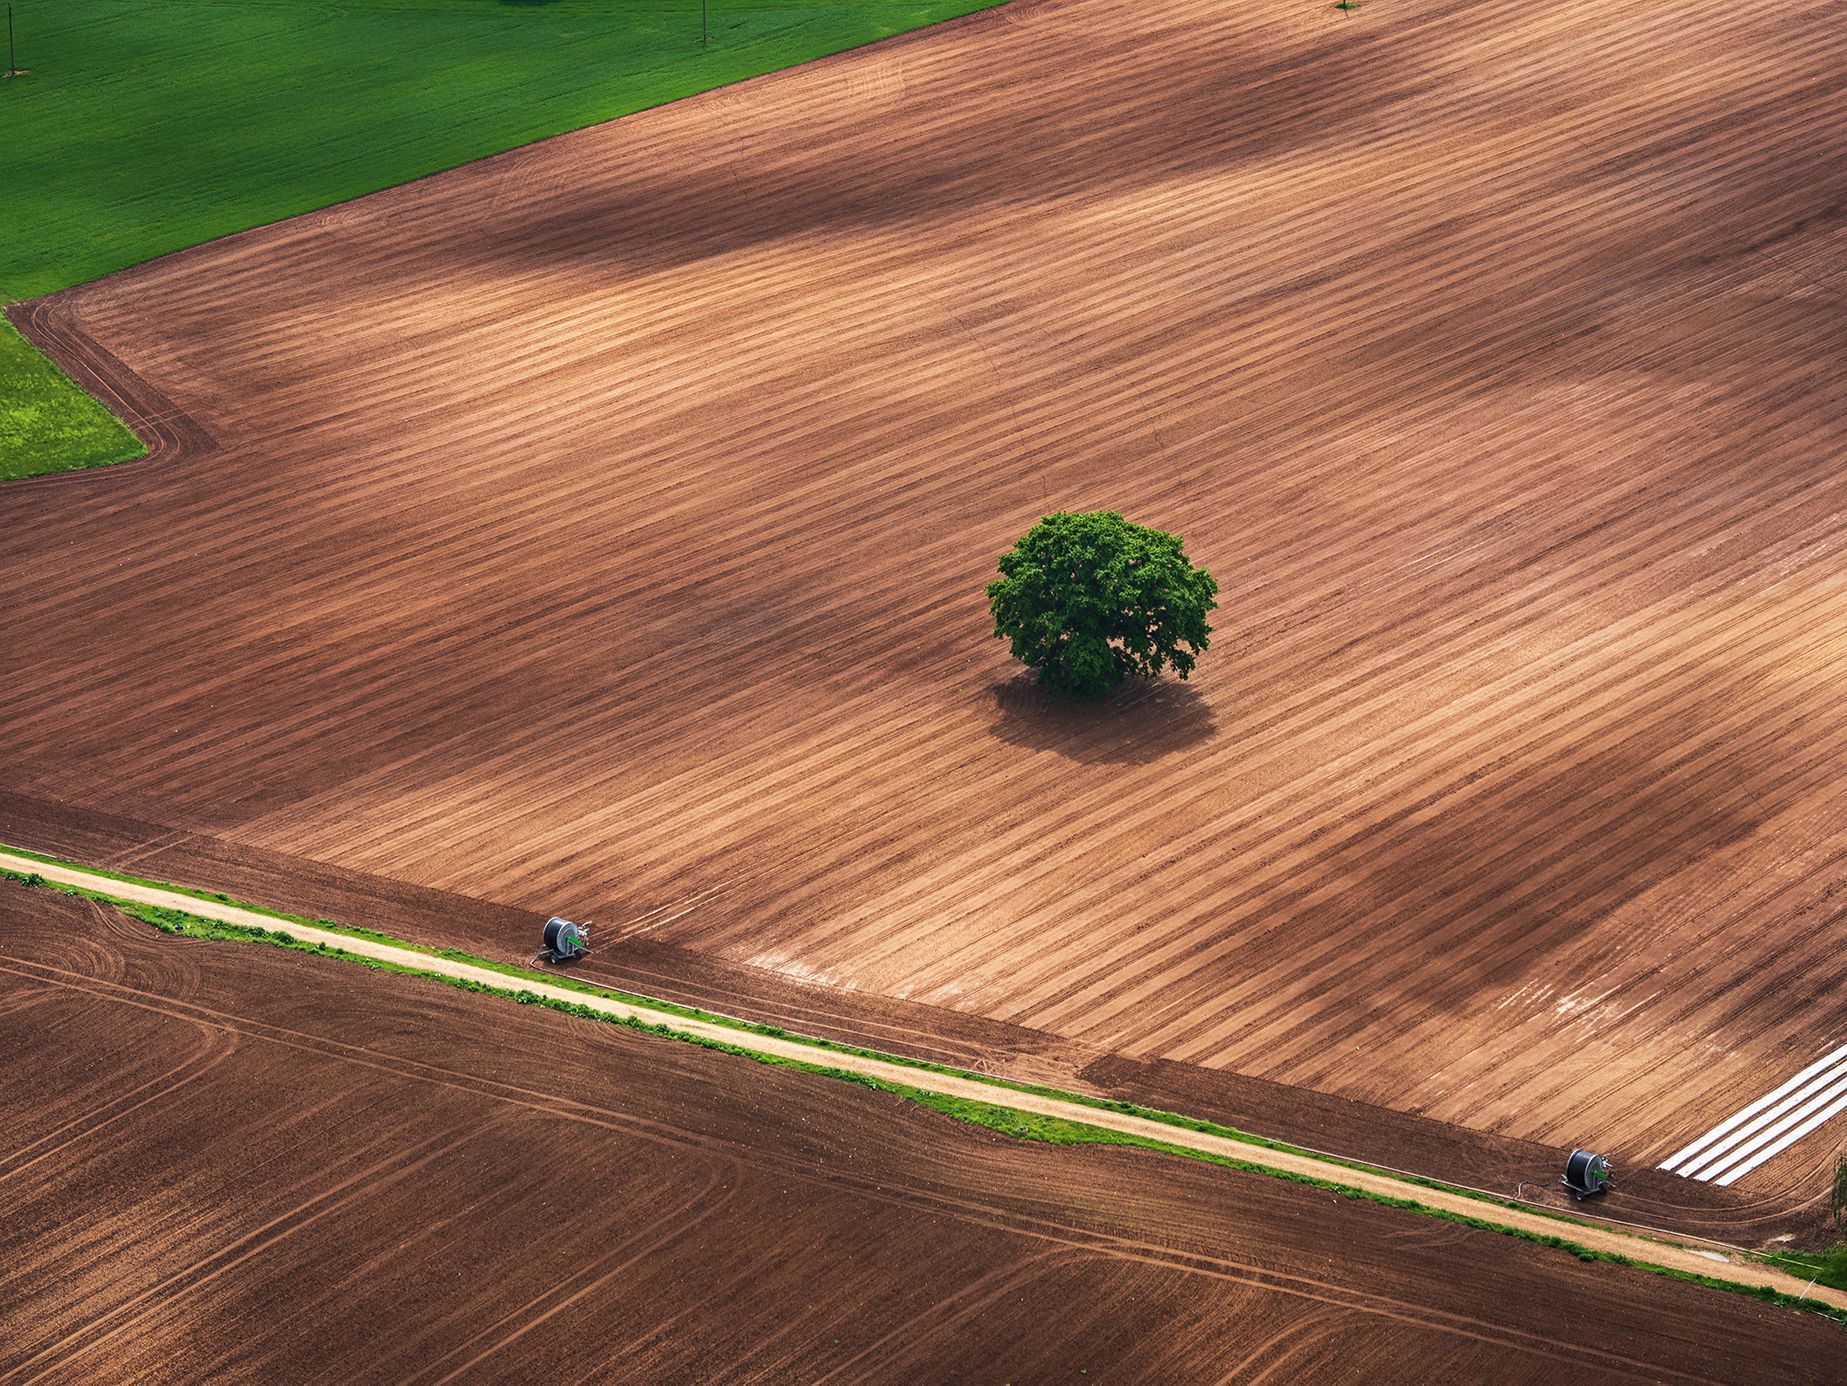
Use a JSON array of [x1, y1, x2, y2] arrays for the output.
[[7, 848, 1841, 1317], [9, 885, 1842, 1381]]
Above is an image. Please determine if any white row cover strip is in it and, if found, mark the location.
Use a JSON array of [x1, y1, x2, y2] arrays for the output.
[[1690, 1066, 1847, 1182], [1660, 1042, 1847, 1183], [1709, 1084, 1847, 1188]]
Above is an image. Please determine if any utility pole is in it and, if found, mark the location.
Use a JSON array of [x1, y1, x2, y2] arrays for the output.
[[701, 0, 708, 45], [6, 6, 16, 81]]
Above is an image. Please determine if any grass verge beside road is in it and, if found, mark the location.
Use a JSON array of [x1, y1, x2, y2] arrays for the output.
[[0, 0, 1003, 478], [1767, 1245, 1847, 1295], [2, 845, 1844, 1324]]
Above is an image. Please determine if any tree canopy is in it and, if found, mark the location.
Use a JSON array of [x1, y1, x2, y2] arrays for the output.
[[986, 511, 1218, 698]]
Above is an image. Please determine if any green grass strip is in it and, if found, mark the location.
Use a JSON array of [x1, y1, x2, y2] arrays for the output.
[[2, 0, 1005, 305], [1762, 1245, 1847, 1295]]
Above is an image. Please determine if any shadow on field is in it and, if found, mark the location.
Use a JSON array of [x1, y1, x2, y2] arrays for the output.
[[986, 673, 1216, 765], [450, 23, 1440, 280], [1152, 658, 1844, 1046]]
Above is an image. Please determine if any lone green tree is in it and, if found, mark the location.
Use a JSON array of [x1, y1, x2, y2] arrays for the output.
[[987, 510, 1218, 698]]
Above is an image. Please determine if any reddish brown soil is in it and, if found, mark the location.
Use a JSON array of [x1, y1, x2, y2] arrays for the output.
[[2, 886, 1842, 1381], [6, 0, 1847, 1201]]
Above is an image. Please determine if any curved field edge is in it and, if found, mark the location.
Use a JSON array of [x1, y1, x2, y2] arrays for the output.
[[0, 0, 1007, 479], [3, 854, 1842, 1323]]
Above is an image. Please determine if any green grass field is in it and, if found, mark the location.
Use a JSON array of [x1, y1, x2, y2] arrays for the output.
[[0, 0, 999, 480], [0, 319, 146, 480]]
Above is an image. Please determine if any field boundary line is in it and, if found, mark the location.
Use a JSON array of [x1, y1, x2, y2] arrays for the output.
[[2, 845, 1842, 1320]]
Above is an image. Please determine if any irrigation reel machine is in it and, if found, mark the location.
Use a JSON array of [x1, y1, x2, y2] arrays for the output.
[[538, 916, 591, 965]]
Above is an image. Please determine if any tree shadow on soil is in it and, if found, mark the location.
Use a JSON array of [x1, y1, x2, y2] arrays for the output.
[[986, 673, 1217, 766]]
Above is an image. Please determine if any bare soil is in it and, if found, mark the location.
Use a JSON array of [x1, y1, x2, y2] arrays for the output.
[[5, 0, 1846, 1205], [3, 887, 1844, 1382]]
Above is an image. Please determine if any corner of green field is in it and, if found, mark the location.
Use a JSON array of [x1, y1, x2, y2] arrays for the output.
[[0, 0, 1011, 484], [0, 316, 145, 481]]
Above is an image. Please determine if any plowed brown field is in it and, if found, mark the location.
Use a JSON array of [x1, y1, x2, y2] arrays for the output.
[[3, 886, 1843, 1382], [6, 0, 1847, 1192]]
